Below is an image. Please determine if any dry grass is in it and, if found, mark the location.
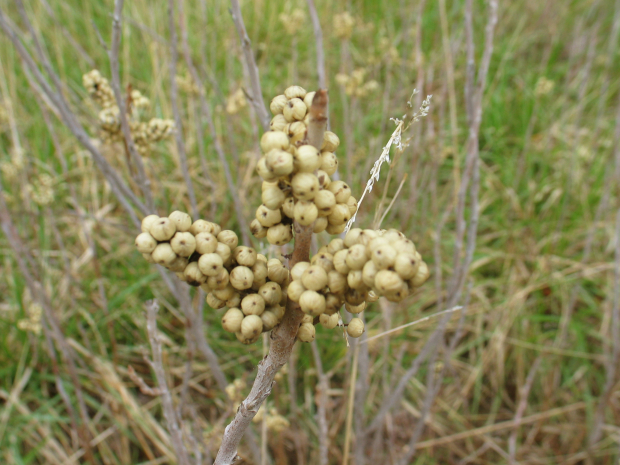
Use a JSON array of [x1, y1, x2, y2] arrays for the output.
[[0, 0, 619, 463]]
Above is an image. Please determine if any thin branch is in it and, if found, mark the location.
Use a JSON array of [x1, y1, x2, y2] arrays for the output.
[[127, 365, 163, 396], [306, 0, 326, 89], [145, 300, 192, 465], [168, 0, 199, 220], [310, 341, 329, 465], [109, 0, 155, 213], [228, 0, 270, 130], [508, 357, 541, 460]]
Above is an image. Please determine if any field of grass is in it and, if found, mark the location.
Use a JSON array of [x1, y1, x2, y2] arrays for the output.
[[0, 0, 619, 463]]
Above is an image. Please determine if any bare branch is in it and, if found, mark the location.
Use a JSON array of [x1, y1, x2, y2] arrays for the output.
[[109, 0, 155, 213], [305, 0, 326, 89], [310, 342, 329, 465], [229, 0, 270, 130], [307, 89, 328, 149], [127, 365, 163, 396], [168, 0, 199, 220], [145, 300, 192, 465]]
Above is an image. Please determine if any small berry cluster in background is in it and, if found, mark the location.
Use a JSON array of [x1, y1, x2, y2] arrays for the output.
[[82, 70, 175, 155], [251, 86, 357, 245]]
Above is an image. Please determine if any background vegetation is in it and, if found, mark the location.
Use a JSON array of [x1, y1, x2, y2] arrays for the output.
[[0, 0, 619, 463]]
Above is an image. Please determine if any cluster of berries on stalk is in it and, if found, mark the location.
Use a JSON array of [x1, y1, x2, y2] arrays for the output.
[[136, 212, 291, 344], [134, 85, 430, 345], [250, 86, 357, 245]]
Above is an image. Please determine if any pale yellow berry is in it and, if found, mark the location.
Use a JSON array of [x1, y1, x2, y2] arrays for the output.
[[270, 304, 285, 320], [282, 196, 295, 218], [327, 270, 347, 294], [362, 260, 378, 288], [294, 145, 321, 172], [319, 151, 338, 175], [241, 314, 263, 338], [169, 256, 188, 272], [152, 243, 177, 266], [270, 113, 288, 131], [217, 230, 239, 250], [313, 217, 328, 233], [311, 252, 334, 272], [327, 238, 345, 254], [198, 253, 224, 276], [346, 244, 369, 270], [259, 282, 282, 306], [177, 271, 188, 282], [215, 242, 232, 265], [333, 249, 350, 274], [212, 284, 237, 301], [241, 294, 266, 316], [291, 172, 319, 201], [168, 211, 192, 232], [384, 281, 409, 302], [262, 184, 287, 210], [268, 259, 289, 284], [230, 266, 254, 290], [250, 219, 267, 239], [287, 279, 306, 302], [299, 290, 326, 316], [326, 223, 346, 235], [233, 246, 257, 267], [301, 265, 328, 291], [321, 131, 340, 152], [141, 215, 160, 233], [142, 252, 155, 264], [303, 91, 316, 108], [222, 308, 244, 333], [135, 232, 157, 253], [261, 131, 290, 152], [265, 149, 294, 176], [227, 294, 241, 308], [257, 254, 268, 263], [394, 253, 419, 280], [257, 157, 278, 181], [347, 196, 358, 216], [374, 270, 404, 293], [344, 228, 363, 247], [297, 322, 316, 342], [194, 232, 217, 254], [301, 315, 314, 324], [256, 204, 282, 228], [294, 200, 318, 226], [316, 170, 331, 189], [347, 270, 365, 290], [411, 261, 430, 287], [371, 244, 397, 269], [345, 301, 366, 314], [206, 292, 226, 309], [366, 290, 379, 302], [190, 220, 220, 236], [347, 318, 364, 338], [261, 311, 279, 331], [236, 331, 260, 345], [357, 228, 378, 246], [170, 232, 196, 257], [267, 223, 293, 245], [150, 217, 176, 241], [327, 181, 352, 204], [207, 268, 230, 290], [286, 121, 307, 145], [327, 204, 351, 225], [291, 262, 311, 281], [252, 260, 269, 282], [284, 85, 307, 100], [320, 312, 339, 329], [270, 94, 288, 114]]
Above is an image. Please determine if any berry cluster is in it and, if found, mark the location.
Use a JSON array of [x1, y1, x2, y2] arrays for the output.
[[287, 228, 430, 340], [135, 212, 291, 344], [250, 86, 357, 245], [82, 70, 174, 155]]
